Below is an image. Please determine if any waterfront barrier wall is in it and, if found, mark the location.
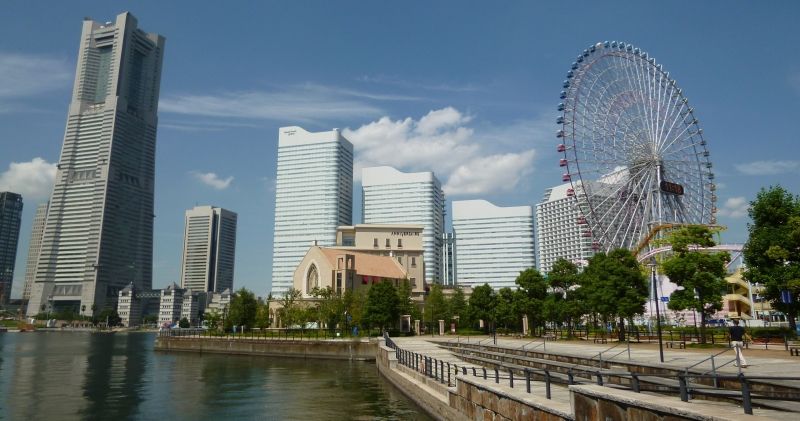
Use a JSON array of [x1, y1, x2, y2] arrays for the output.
[[154, 336, 377, 361]]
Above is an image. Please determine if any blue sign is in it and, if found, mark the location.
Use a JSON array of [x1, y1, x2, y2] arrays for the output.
[[660, 297, 669, 302], [781, 290, 793, 304]]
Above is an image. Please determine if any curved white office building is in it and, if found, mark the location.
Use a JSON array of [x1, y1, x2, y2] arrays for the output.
[[535, 182, 595, 275], [362, 166, 444, 284], [271, 126, 353, 297], [452, 200, 535, 290]]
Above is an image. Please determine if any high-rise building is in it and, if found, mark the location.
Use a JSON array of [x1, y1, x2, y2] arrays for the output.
[[535, 182, 595, 275], [362, 166, 445, 284], [28, 13, 165, 317], [271, 126, 353, 297], [22, 202, 48, 302], [0, 192, 23, 305], [442, 232, 457, 286], [180, 205, 238, 293], [452, 200, 535, 290]]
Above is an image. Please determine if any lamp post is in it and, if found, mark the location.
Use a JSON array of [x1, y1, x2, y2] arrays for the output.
[[650, 258, 664, 363]]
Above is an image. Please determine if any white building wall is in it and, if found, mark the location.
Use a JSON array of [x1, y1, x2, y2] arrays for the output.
[[452, 200, 535, 290], [535, 182, 594, 274], [362, 166, 444, 284], [271, 126, 353, 297]]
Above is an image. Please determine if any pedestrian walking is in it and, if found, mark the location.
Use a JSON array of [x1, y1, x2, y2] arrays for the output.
[[729, 319, 748, 368]]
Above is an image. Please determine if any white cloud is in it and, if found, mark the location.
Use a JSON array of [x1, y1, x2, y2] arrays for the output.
[[191, 172, 234, 190], [159, 84, 387, 124], [717, 196, 748, 218], [444, 151, 536, 195], [343, 107, 538, 196], [0, 157, 57, 201], [0, 52, 71, 106], [735, 160, 800, 176]]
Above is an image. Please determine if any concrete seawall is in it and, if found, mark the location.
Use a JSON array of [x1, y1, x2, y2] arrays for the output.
[[154, 336, 377, 361]]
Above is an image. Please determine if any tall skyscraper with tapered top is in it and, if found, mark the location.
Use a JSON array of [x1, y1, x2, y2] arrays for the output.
[[28, 13, 165, 317], [270, 126, 353, 297], [0, 192, 23, 305]]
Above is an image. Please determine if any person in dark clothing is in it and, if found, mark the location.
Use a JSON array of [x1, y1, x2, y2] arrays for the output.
[[729, 319, 748, 367]]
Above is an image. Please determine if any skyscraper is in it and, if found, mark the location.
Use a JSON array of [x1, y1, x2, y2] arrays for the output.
[[27, 13, 165, 316], [0, 192, 23, 305], [180, 205, 237, 293], [535, 182, 595, 275], [22, 202, 48, 302], [271, 126, 353, 297], [362, 166, 445, 284], [452, 200, 535, 290], [442, 232, 457, 286]]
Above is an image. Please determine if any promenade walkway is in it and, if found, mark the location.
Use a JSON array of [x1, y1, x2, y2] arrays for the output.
[[391, 335, 798, 419]]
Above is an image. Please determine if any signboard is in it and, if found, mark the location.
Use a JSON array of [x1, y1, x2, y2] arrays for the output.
[[781, 290, 793, 304], [659, 180, 684, 195], [660, 296, 669, 303]]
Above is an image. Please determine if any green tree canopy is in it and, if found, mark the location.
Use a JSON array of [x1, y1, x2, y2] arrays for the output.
[[663, 226, 729, 341], [545, 259, 585, 334], [515, 268, 548, 332], [743, 186, 800, 331], [425, 283, 448, 325], [581, 249, 648, 340], [448, 287, 468, 326], [179, 317, 190, 329], [228, 288, 258, 329], [311, 286, 346, 330], [278, 288, 304, 328], [468, 284, 496, 331], [363, 281, 399, 332], [204, 308, 222, 331]]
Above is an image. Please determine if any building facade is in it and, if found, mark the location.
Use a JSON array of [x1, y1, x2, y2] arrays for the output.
[[334, 224, 425, 294], [28, 13, 165, 317], [0, 192, 23, 305], [117, 283, 140, 328], [452, 200, 535, 290], [361, 166, 444, 284], [535, 182, 595, 275], [158, 283, 184, 327], [22, 202, 48, 303], [271, 126, 353, 297], [442, 232, 457, 286], [180, 205, 237, 293]]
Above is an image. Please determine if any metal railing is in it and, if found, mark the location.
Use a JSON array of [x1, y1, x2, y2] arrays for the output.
[[383, 333, 800, 415], [160, 327, 370, 341]]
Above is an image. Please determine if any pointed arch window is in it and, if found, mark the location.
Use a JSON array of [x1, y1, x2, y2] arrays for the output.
[[306, 264, 319, 293]]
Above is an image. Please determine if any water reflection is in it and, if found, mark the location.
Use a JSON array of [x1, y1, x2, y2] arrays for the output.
[[0, 332, 431, 421]]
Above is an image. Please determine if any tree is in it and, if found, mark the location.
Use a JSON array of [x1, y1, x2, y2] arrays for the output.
[[277, 288, 303, 328], [311, 286, 346, 330], [254, 303, 271, 329], [425, 284, 448, 328], [96, 308, 121, 327], [228, 288, 258, 329], [204, 308, 222, 331], [494, 287, 518, 331], [448, 287, 468, 328], [545, 259, 584, 335], [581, 249, 648, 341], [743, 186, 800, 331], [663, 226, 730, 341], [179, 317, 190, 328], [515, 268, 548, 334], [468, 284, 496, 332], [397, 279, 415, 317], [363, 281, 399, 332]]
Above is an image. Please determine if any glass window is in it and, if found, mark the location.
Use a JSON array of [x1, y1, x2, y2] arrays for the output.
[[397, 238, 403, 248], [385, 238, 391, 248], [411, 257, 417, 267], [373, 238, 378, 248]]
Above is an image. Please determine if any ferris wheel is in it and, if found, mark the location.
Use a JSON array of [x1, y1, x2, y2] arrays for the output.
[[556, 41, 716, 253]]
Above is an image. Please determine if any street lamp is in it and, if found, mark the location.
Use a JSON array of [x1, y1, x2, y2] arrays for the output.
[[650, 258, 664, 363]]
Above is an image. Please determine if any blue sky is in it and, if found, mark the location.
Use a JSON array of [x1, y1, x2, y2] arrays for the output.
[[1, 1, 798, 298]]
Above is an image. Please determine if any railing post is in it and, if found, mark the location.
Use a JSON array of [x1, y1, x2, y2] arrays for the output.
[[544, 370, 551, 399], [595, 372, 603, 386], [710, 356, 719, 388], [494, 367, 499, 383], [679, 374, 689, 402], [567, 369, 574, 385], [631, 373, 640, 393], [483, 367, 487, 380], [525, 369, 531, 393], [740, 374, 753, 415], [509, 368, 514, 388]]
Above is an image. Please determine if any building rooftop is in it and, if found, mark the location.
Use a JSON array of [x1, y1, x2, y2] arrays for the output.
[[316, 247, 407, 279]]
